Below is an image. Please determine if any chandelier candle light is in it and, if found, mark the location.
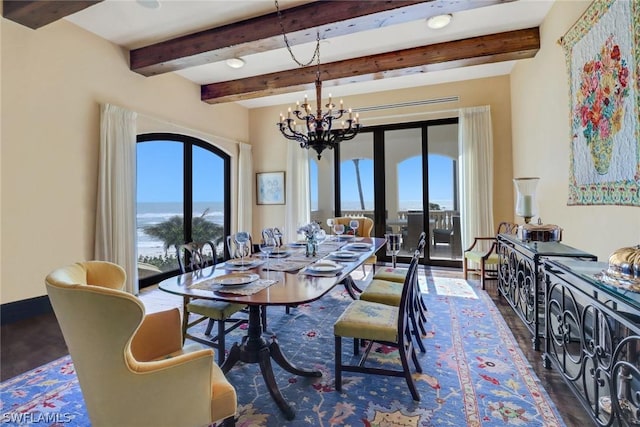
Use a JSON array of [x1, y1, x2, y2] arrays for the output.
[[278, 82, 360, 159], [274, 0, 360, 159]]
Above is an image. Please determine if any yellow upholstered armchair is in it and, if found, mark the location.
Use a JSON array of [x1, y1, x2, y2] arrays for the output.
[[463, 222, 518, 290], [45, 261, 237, 427], [332, 216, 377, 274]]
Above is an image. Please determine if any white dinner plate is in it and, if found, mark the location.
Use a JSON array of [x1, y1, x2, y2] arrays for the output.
[[344, 243, 372, 251], [306, 261, 344, 273], [288, 241, 306, 248], [269, 248, 290, 257], [226, 258, 259, 267], [213, 273, 259, 286], [329, 250, 359, 259]]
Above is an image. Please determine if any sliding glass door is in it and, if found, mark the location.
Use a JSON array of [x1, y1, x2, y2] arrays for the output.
[[333, 118, 460, 267]]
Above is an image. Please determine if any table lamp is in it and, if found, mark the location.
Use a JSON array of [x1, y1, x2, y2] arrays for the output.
[[513, 177, 539, 224]]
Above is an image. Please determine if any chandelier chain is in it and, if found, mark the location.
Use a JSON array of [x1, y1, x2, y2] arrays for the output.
[[275, 0, 320, 68]]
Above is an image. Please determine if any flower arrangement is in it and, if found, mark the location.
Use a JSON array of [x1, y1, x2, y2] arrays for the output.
[[573, 35, 630, 174], [297, 222, 321, 239], [297, 222, 321, 256]]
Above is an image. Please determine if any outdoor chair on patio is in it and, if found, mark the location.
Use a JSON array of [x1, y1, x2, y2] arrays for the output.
[[45, 261, 237, 427], [177, 241, 247, 365], [334, 251, 422, 401], [463, 221, 518, 289]]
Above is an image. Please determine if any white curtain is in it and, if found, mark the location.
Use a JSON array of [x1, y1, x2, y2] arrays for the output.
[[95, 104, 138, 294], [284, 143, 310, 242], [458, 106, 494, 253], [237, 142, 253, 234]]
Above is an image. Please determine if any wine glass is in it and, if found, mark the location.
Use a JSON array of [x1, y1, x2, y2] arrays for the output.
[[259, 236, 276, 270], [349, 219, 360, 240], [326, 218, 335, 239], [314, 229, 327, 245], [333, 223, 345, 240], [234, 231, 250, 267]]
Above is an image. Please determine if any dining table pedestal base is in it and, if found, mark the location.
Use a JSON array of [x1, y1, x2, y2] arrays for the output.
[[220, 305, 322, 420]]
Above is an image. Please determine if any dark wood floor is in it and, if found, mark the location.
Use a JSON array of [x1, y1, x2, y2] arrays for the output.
[[1, 266, 592, 426]]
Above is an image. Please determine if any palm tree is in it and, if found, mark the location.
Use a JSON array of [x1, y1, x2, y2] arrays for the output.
[[352, 158, 365, 210], [143, 209, 224, 256]]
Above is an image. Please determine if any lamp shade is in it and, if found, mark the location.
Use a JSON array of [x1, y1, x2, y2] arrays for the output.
[[513, 177, 539, 223]]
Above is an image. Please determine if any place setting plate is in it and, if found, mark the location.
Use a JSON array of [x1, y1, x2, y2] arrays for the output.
[[328, 250, 360, 261], [343, 242, 372, 251], [224, 258, 264, 270], [302, 260, 344, 276], [268, 248, 290, 258], [212, 273, 260, 287], [287, 241, 307, 249]]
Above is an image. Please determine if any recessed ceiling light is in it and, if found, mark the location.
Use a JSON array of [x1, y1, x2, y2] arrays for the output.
[[226, 58, 245, 69], [427, 14, 452, 30], [137, 0, 161, 10]]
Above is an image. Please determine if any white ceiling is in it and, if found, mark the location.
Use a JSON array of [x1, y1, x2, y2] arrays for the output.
[[64, 0, 555, 109]]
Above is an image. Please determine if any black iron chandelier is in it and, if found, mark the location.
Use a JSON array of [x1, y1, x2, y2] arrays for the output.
[[275, 1, 360, 160]]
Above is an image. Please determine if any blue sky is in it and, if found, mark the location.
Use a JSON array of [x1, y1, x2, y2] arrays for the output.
[[137, 141, 224, 203]]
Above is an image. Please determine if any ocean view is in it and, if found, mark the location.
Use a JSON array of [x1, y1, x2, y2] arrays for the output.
[[137, 200, 453, 258]]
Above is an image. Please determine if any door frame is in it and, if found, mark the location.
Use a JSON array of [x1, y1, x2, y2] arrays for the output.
[[334, 117, 460, 269]]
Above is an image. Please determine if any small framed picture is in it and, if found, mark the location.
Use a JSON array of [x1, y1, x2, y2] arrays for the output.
[[256, 171, 285, 205]]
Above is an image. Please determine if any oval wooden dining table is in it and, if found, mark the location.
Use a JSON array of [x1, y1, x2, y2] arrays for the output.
[[158, 237, 385, 420]]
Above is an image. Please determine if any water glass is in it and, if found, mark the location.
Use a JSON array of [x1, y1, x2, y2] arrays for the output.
[[333, 223, 345, 239], [326, 218, 335, 239], [349, 219, 359, 239], [260, 237, 276, 270], [385, 233, 402, 267], [234, 231, 250, 265]]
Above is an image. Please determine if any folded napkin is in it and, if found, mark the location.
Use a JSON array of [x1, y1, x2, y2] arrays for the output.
[[190, 278, 277, 295]]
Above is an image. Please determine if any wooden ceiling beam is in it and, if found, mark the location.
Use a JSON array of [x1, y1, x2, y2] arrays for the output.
[[2, 0, 102, 29], [201, 27, 540, 104], [130, 0, 514, 76]]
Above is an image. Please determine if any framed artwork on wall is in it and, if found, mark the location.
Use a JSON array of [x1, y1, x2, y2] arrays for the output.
[[256, 171, 285, 205]]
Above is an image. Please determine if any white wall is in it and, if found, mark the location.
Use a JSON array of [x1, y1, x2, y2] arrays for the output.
[[510, 0, 640, 261], [0, 18, 248, 304]]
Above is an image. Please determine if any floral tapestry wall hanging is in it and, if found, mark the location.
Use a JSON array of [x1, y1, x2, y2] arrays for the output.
[[560, 0, 639, 206]]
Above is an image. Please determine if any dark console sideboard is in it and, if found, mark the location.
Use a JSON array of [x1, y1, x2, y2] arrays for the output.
[[544, 259, 640, 426], [496, 233, 597, 350]]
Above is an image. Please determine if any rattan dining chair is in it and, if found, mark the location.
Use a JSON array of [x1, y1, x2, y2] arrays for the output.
[[334, 251, 422, 400], [177, 241, 247, 365]]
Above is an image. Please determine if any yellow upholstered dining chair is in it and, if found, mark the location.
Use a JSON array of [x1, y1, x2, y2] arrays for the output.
[[373, 231, 426, 282], [334, 251, 422, 400], [463, 221, 518, 289], [177, 241, 247, 365], [358, 241, 427, 353], [332, 216, 377, 274], [45, 261, 237, 427]]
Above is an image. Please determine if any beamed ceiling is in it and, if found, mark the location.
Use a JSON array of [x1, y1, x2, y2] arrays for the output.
[[3, 0, 547, 108]]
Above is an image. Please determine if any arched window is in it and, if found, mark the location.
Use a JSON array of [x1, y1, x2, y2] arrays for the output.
[[136, 133, 230, 288]]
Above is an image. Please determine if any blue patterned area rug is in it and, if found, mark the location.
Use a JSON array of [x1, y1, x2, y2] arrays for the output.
[[1, 274, 566, 426]]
